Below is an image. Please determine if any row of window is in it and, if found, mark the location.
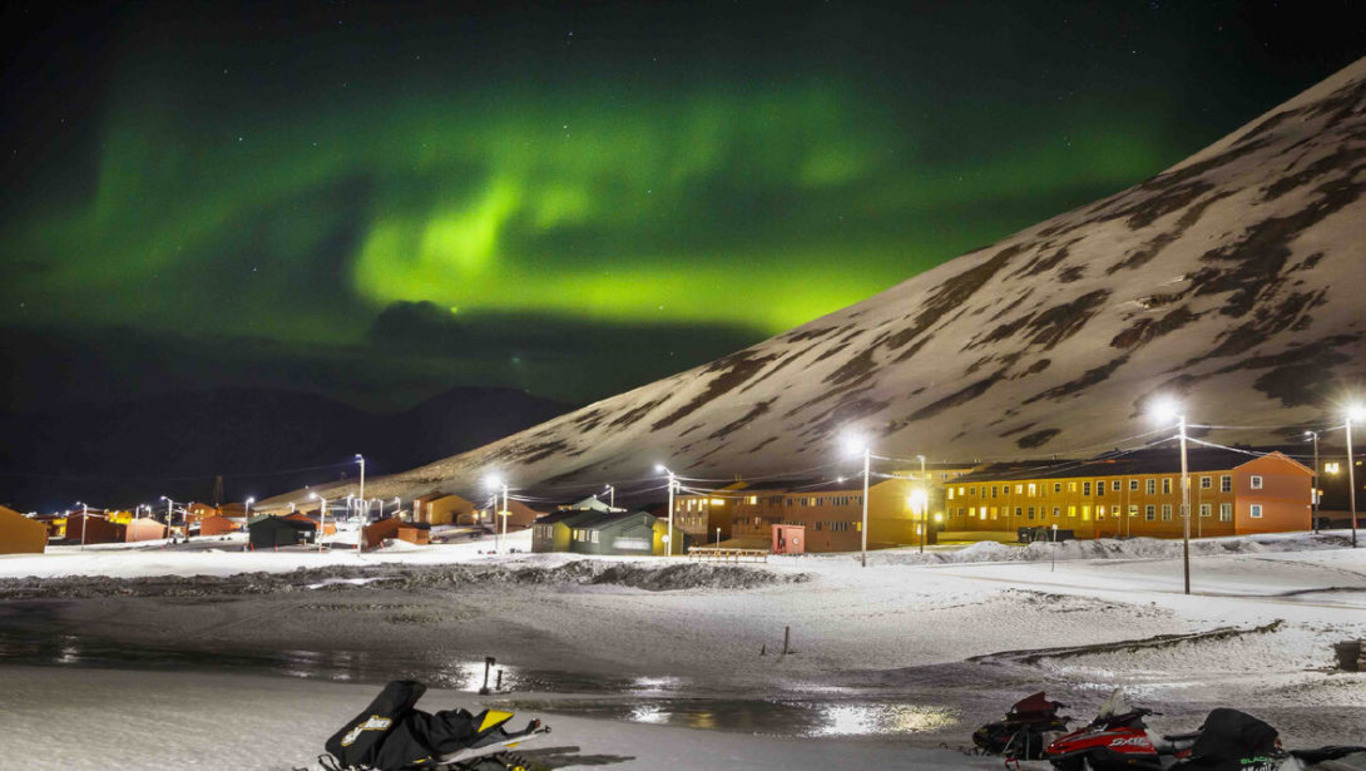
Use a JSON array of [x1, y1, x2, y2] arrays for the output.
[[958, 502, 1247, 522], [947, 474, 1251, 501]]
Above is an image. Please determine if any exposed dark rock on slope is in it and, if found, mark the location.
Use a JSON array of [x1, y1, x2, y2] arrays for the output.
[[266, 58, 1366, 506]]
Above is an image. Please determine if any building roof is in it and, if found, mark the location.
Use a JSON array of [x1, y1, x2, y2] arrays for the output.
[[536, 508, 602, 527], [572, 510, 654, 531], [953, 443, 1308, 484]]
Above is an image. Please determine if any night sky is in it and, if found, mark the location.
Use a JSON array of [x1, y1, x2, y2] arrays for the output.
[[2, 1, 1362, 413]]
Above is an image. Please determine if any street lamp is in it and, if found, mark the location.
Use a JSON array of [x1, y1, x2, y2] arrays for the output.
[[1347, 405, 1364, 548], [842, 435, 871, 568], [605, 484, 616, 509], [245, 497, 254, 523], [1305, 430, 1320, 533], [916, 454, 927, 554], [487, 476, 509, 554], [355, 454, 366, 522], [77, 501, 88, 551], [311, 493, 327, 552], [1151, 398, 1192, 595], [655, 465, 677, 556], [160, 496, 177, 547]]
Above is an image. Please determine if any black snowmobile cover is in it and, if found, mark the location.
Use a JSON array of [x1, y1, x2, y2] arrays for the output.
[[1186, 708, 1279, 769], [325, 680, 481, 771]]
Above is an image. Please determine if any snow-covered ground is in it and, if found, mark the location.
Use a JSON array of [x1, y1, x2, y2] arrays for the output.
[[2, 531, 1365, 770]]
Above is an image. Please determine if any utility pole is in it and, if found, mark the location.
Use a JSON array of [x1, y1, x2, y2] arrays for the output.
[[355, 455, 365, 523], [1347, 408, 1362, 548], [656, 466, 676, 556], [1179, 413, 1191, 595], [78, 502, 88, 551], [605, 484, 615, 509], [312, 493, 327, 552], [1306, 431, 1320, 533], [500, 483, 509, 554]]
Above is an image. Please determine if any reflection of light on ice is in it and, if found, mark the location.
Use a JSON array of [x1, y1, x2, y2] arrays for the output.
[[57, 643, 80, 665], [630, 704, 668, 724], [630, 676, 682, 692], [812, 703, 958, 737]]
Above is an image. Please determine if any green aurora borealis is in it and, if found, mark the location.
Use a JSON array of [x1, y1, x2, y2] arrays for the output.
[[2, 2, 1362, 409]]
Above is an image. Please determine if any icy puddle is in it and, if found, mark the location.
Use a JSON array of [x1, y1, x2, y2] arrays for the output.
[[504, 696, 961, 737], [0, 625, 684, 695]]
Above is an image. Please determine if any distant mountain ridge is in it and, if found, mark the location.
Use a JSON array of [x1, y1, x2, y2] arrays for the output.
[[0, 385, 572, 510], [266, 57, 1366, 507]]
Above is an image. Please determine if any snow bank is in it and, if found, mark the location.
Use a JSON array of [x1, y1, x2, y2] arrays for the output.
[[865, 533, 1354, 566], [0, 558, 808, 599]]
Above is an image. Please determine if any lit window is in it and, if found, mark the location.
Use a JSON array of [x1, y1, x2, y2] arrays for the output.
[[1068, 482, 1077, 493], [948, 488, 955, 501], [1250, 504, 1263, 518], [1326, 462, 1341, 474], [1015, 485, 1023, 495], [1082, 505, 1091, 521], [1129, 505, 1138, 517], [1250, 476, 1263, 490], [1028, 483, 1037, 496], [1068, 506, 1077, 518]]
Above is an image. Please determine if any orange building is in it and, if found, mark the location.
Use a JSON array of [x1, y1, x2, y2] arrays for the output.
[[945, 445, 1312, 539], [65, 512, 122, 544], [412, 493, 477, 526], [725, 477, 927, 553], [199, 515, 239, 536], [0, 505, 48, 554], [123, 518, 167, 542]]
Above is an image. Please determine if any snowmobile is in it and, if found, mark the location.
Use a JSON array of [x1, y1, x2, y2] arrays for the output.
[[972, 691, 1073, 760], [1046, 691, 1366, 771], [317, 680, 551, 771], [1165, 707, 1366, 771], [1045, 689, 1198, 771]]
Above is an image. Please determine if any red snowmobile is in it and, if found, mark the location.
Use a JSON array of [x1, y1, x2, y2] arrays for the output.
[[1044, 690, 1198, 771]]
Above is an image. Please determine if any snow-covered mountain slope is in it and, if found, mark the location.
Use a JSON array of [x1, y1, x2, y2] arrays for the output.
[[278, 57, 1366, 503]]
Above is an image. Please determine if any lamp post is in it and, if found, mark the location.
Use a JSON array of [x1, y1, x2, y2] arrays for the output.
[[841, 436, 872, 568], [1305, 430, 1320, 533], [715, 526, 721, 547], [917, 454, 927, 554], [355, 454, 365, 521], [77, 501, 88, 551], [312, 493, 327, 551], [656, 466, 677, 556], [605, 484, 616, 509], [1347, 406, 1364, 548], [487, 477, 509, 554], [160, 496, 176, 547], [1151, 400, 1191, 595], [245, 497, 254, 524]]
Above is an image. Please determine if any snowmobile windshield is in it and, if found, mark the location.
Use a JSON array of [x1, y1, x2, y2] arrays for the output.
[[1095, 689, 1133, 719], [1189, 708, 1279, 761]]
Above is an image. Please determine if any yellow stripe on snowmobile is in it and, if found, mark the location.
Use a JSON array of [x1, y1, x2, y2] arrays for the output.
[[478, 710, 514, 733]]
